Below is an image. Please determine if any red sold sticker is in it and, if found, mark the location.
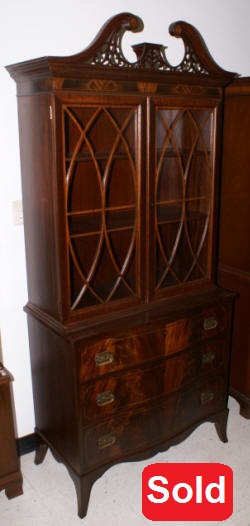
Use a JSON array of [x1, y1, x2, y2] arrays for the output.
[[142, 463, 233, 521]]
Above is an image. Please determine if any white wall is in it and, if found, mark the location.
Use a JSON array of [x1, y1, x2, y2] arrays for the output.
[[1, 0, 250, 437]]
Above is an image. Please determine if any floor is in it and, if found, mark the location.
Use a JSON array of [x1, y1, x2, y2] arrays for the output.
[[1, 397, 249, 526]]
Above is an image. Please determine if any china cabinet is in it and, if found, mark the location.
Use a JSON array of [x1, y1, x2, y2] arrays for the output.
[[7, 13, 237, 517], [219, 78, 250, 418]]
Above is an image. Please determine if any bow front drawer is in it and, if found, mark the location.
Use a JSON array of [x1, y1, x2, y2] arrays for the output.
[[80, 337, 227, 423], [175, 376, 227, 434], [78, 305, 230, 382], [83, 394, 178, 469]]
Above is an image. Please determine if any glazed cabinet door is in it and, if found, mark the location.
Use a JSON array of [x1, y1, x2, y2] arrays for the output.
[[148, 98, 218, 299], [55, 95, 146, 318]]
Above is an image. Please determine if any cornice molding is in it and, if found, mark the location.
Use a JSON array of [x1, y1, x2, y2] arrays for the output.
[[6, 13, 238, 83]]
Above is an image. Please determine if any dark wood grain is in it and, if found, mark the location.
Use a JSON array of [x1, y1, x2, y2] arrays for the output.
[[0, 365, 23, 499], [218, 78, 250, 418]]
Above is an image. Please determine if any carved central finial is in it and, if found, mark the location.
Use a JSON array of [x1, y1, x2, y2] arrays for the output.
[[132, 43, 169, 71]]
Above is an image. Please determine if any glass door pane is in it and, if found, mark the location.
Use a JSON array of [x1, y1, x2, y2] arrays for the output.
[[63, 103, 141, 310], [153, 106, 215, 293]]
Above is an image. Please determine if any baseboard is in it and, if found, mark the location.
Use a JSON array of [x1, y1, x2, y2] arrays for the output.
[[17, 433, 37, 456]]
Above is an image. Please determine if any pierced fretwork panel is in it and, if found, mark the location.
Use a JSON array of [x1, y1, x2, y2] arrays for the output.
[[63, 104, 139, 310], [154, 107, 214, 290]]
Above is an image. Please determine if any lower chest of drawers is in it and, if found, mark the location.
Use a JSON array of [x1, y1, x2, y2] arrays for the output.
[[28, 290, 235, 519], [77, 303, 232, 468]]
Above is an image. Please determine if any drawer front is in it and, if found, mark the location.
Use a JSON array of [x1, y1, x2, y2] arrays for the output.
[[83, 393, 178, 469], [79, 306, 230, 382], [81, 338, 227, 423], [174, 376, 227, 434], [164, 306, 229, 356], [79, 334, 152, 382]]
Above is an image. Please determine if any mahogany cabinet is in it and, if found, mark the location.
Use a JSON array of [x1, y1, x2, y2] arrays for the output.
[[7, 13, 237, 517], [219, 78, 250, 418], [0, 364, 23, 499]]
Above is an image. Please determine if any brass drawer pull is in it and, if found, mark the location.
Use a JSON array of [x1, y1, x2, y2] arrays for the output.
[[200, 391, 214, 405], [95, 351, 114, 367], [96, 390, 115, 407], [97, 433, 116, 449], [203, 317, 218, 331], [202, 351, 216, 365]]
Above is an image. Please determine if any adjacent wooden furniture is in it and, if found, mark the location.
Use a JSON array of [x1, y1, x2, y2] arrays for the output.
[[219, 78, 250, 418], [0, 364, 23, 499], [7, 13, 237, 517]]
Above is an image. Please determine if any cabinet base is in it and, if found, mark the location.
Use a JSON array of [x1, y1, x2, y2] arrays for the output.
[[34, 409, 229, 518], [0, 472, 23, 500]]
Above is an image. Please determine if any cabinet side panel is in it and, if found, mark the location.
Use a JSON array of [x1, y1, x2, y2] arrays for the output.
[[0, 382, 20, 475], [219, 269, 250, 398], [27, 315, 81, 473], [219, 81, 250, 410], [219, 93, 250, 270], [17, 94, 59, 317]]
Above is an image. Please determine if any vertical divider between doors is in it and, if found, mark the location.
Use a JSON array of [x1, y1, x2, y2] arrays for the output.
[[145, 96, 155, 303]]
